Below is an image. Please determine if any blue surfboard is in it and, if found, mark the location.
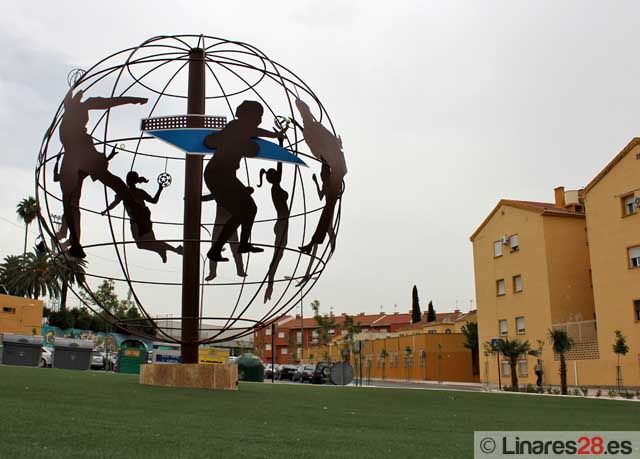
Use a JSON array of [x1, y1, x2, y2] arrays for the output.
[[147, 128, 307, 166]]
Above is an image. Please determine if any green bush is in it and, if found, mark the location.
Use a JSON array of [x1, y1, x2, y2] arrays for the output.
[[525, 384, 537, 393], [580, 386, 589, 396], [551, 388, 561, 395], [608, 389, 617, 398], [571, 388, 580, 396], [596, 389, 602, 397]]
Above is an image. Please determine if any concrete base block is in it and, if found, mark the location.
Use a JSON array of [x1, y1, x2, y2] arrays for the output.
[[140, 363, 238, 390]]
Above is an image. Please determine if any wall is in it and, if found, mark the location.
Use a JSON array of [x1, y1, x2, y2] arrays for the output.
[[585, 142, 640, 387], [0, 295, 43, 336]]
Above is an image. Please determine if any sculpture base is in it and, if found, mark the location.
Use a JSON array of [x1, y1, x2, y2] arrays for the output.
[[140, 363, 238, 391]]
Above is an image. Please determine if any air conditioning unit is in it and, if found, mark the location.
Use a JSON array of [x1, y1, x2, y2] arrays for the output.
[[501, 235, 509, 245], [635, 197, 640, 207]]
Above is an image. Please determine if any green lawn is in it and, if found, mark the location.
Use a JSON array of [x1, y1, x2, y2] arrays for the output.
[[0, 366, 637, 458]]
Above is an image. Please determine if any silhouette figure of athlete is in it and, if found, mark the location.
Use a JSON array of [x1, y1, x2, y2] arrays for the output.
[[295, 98, 346, 255], [259, 162, 289, 302], [101, 171, 183, 263], [201, 194, 247, 281], [58, 88, 148, 258], [203, 100, 285, 262]]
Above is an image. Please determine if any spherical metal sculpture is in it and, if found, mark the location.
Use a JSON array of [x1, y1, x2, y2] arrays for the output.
[[35, 35, 345, 354]]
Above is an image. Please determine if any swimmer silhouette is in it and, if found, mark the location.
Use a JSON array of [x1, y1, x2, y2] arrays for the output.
[[259, 162, 289, 302], [58, 88, 148, 258], [295, 98, 346, 255], [101, 171, 183, 263], [201, 194, 247, 281], [203, 100, 285, 262]]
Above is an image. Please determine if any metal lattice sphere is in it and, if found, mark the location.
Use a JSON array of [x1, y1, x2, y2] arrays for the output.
[[35, 35, 345, 347]]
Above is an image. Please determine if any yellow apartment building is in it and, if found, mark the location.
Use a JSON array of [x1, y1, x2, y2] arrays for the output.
[[0, 294, 44, 336], [470, 191, 598, 388], [584, 138, 640, 387]]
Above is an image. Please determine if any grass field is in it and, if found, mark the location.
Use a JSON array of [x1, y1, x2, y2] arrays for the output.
[[0, 366, 638, 458]]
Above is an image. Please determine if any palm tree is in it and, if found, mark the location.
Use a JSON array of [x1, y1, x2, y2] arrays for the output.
[[7, 250, 59, 300], [461, 321, 479, 376], [548, 328, 574, 395], [52, 255, 87, 310], [16, 197, 38, 254], [0, 255, 25, 295], [495, 338, 531, 391]]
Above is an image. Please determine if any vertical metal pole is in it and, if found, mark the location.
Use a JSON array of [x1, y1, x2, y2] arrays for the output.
[[180, 48, 205, 364], [496, 354, 502, 390], [300, 290, 304, 362], [271, 322, 275, 383]]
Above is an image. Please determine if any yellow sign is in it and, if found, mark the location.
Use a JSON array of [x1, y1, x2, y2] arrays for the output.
[[198, 347, 230, 365]]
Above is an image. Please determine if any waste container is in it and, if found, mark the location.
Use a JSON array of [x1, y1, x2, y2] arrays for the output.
[[1, 334, 42, 367], [237, 353, 264, 382], [118, 339, 147, 374], [53, 338, 93, 370]]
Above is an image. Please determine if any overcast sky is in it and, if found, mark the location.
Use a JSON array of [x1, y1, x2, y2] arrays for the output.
[[1, 1, 640, 322]]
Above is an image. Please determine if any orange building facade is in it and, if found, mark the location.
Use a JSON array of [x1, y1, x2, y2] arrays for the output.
[[0, 294, 44, 336]]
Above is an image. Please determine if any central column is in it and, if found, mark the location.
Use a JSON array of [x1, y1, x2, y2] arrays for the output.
[[181, 48, 205, 363]]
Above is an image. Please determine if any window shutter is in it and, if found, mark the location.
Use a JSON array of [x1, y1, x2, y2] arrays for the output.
[[510, 234, 519, 249]]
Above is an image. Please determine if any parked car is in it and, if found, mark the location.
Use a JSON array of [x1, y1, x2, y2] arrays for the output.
[[264, 363, 280, 379], [293, 364, 315, 383], [39, 347, 53, 368], [311, 362, 332, 384], [278, 364, 298, 381], [91, 348, 106, 370]]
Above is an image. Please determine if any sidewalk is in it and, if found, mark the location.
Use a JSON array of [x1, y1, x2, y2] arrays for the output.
[[359, 378, 483, 392]]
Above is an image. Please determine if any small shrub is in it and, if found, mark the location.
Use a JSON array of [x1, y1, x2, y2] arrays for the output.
[[525, 384, 536, 393], [571, 388, 580, 396], [551, 388, 561, 395], [621, 391, 634, 400], [596, 389, 602, 397], [546, 386, 553, 394], [635, 389, 640, 399], [535, 386, 544, 394], [580, 386, 589, 397], [608, 389, 617, 398]]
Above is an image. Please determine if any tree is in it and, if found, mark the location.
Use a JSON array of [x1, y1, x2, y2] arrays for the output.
[[288, 333, 300, 364], [612, 330, 629, 392], [379, 348, 388, 380], [53, 255, 87, 310], [411, 285, 421, 323], [16, 196, 37, 254], [311, 299, 336, 347], [494, 338, 531, 391], [426, 300, 436, 322], [548, 328, 574, 395], [341, 314, 362, 345], [461, 321, 479, 375], [4, 250, 59, 300]]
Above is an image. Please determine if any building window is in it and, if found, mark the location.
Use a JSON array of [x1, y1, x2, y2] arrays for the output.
[[499, 319, 508, 336], [265, 327, 272, 336], [278, 331, 285, 339], [419, 350, 426, 367], [509, 234, 519, 252], [629, 246, 640, 268], [428, 329, 437, 334], [494, 240, 503, 257], [622, 194, 637, 216], [296, 331, 302, 343], [513, 275, 523, 293], [496, 279, 506, 296], [445, 329, 452, 334], [501, 360, 510, 377], [1, 307, 16, 314], [516, 316, 525, 334], [281, 347, 288, 355], [634, 300, 640, 321], [265, 344, 272, 351], [380, 328, 388, 333], [518, 360, 528, 377]]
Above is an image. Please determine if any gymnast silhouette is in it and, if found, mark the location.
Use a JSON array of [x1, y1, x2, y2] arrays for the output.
[[295, 98, 347, 255], [203, 100, 285, 262], [259, 162, 289, 302], [101, 171, 183, 263], [201, 194, 247, 281], [58, 88, 148, 258]]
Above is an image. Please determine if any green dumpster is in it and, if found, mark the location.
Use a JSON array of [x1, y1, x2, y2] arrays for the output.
[[118, 339, 147, 374], [237, 353, 264, 382]]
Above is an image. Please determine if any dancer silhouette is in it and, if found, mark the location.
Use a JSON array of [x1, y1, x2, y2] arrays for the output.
[[201, 194, 247, 281], [58, 88, 148, 258], [259, 162, 289, 302], [295, 98, 346, 255], [203, 100, 285, 262], [101, 171, 183, 263]]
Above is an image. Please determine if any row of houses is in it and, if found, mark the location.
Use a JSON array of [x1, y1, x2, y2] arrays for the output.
[[471, 138, 640, 388]]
